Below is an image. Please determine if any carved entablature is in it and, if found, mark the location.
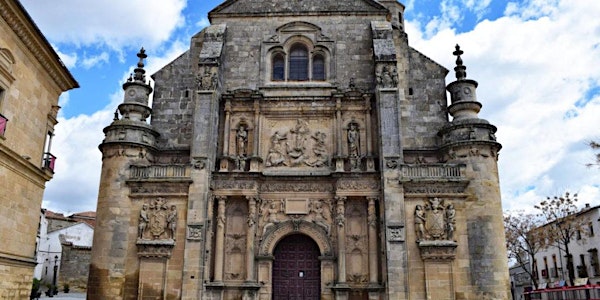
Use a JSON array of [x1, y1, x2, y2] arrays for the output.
[[403, 181, 469, 195], [414, 198, 456, 242], [212, 179, 257, 192], [136, 240, 175, 258], [128, 181, 191, 197], [336, 178, 379, 191], [418, 240, 458, 261], [258, 199, 333, 237], [259, 181, 334, 193]]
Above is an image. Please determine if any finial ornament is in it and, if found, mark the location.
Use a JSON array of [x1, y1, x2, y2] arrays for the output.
[[133, 47, 148, 82], [453, 44, 467, 80]]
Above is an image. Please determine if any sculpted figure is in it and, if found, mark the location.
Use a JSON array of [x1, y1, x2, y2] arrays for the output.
[[266, 131, 288, 167], [310, 200, 331, 235], [348, 123, 360, 170], [262, 200, 283, 235], [381, 65, 393, 88], [288, 119, 310, 166], [167, 205, 177, 240], [236, 126, 248, 157], [138, 204, 149, 239], [307, 131, 328, 167], [414, 205, 426, 241], [445, 204, 456, 241]]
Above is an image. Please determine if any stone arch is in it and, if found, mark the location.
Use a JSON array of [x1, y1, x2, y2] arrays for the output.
[[259, 220, 333, 257]]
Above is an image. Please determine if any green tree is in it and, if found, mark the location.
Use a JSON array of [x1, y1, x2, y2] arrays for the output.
[[534, 192, 589, 286], [504, 212, 547, 289]]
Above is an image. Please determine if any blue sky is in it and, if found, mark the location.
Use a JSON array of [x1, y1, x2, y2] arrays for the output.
[[19, 0, 600, 214]]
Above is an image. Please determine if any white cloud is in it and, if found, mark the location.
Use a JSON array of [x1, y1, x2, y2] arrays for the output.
[[196, 17, 210, 29], [42, 40, 190, 214], [81, 52, 109, 69], [20, 0, 187, 52], [53, 45, 77, 69], [406, 0, 600, 212]]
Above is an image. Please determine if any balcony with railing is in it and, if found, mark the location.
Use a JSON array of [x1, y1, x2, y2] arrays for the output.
[[399, 164, 464, 179], [43, 152, 56, 172], [0, 113, 7, 137], [130, 165, 190, 179]]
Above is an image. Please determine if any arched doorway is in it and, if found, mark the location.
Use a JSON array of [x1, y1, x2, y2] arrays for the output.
[[272, 234, 321, 300]]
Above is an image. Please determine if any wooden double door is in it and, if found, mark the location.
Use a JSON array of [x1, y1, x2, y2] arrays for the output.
[[272, 234, 321, 300]]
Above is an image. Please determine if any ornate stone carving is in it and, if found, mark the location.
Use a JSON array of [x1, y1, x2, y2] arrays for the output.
[[418, 240, 457, 261], [264, 119, 331, 168], [225, 233, 246, 252], [260, 199, 285, 235], [192, 157, 206, 169], [403, 181, 469, 194], [347, 122, 361, 170], [137, 198, 177, 241], [197, 66, 218, 90], [415, 198, 456, 242], [259, 182, 333, 193], [336, 178, 379, 191], [375, 64, 399, 88], [387, 225, 405, 242], [308, 199, 332, 235], [259, 220, 332, 256], [187, 224, 203, 241], [212, 180, 257, 191], [347, 274, 369, 284], [136, 240, 175, 258]]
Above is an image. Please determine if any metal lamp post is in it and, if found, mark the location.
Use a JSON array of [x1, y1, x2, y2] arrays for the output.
[[52, 255, 58, 295]]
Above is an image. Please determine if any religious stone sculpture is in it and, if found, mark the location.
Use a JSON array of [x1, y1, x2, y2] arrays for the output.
[[376, 64, 399, 88], [307, 131, 329, 167], [261, 200, 284, 235], [265, 131, 288, 167], [288, 119, 310, 166], [138, 204, 149, 239], [167, 205, 178, 240], [347, 123, 360, 170], [309, 199, 331, 235]]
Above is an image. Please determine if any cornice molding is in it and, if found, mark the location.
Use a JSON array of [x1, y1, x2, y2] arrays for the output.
[[0, 1, 78, 92]]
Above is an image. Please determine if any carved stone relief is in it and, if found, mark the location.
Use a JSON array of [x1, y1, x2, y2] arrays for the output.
[[375, 63, 399, 88], [197, 66, 218, 90], [347, 122, 361, 170], [264, 119, 330, 168], [138, 197, 178, 241], [415, 198, 456, 242], [187, 224, 203, 241]]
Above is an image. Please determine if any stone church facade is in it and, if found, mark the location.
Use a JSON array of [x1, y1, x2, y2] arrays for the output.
[[88, 0, 510, 299]]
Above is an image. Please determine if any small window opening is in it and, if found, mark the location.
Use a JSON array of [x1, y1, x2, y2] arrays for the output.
[[408, 88, 413, 95], [272, 54, 285, 81], [312, 54, 325, 81]]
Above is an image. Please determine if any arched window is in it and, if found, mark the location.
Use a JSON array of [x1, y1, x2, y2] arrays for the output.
[[289, 44, 308, 81], [312, 54, 325, 81], [272, 53, 285, 81]]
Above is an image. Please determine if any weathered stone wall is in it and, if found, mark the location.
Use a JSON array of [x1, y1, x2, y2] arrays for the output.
[[402, 49, 449, 149], [59, 244, 91, 291], [151, 51, 194, 149]]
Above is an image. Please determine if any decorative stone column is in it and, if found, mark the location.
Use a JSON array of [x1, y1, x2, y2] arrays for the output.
[[214, 196, 227, 282], [245, 196, 257, 282], [250, 98, 261, 172], [367, 197, 379, 284], [334, 95, 345, 172], [333, 196, 349, 300], [219, 101, 232, 172], [363, 94, 375, 172]]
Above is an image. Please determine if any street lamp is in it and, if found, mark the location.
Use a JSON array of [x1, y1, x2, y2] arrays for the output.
[[52, 255, 58, 295]]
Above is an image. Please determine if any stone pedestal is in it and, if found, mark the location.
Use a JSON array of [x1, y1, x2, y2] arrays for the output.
[[418, 241, 457, 300]]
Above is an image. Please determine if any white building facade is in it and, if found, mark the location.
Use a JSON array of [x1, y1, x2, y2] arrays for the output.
[[532, 205, 600, 287]]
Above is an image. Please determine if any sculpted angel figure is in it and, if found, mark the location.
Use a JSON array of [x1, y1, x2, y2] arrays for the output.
[[262, 200, 283, 235], [309, 200, 331, 235]]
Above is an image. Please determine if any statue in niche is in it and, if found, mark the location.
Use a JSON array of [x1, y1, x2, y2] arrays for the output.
[[309, 199, 331, 235], [167, 205, 178, 240], [236, 125, 248, 170], [306, 131, 329, 167], [347, 123, 360, 170], [138, 204, 149, 239], [414, 198, 456, 242], [287, 119, 310, 166], [265, 131, 288, 167], [236, 125, 248, 157], [261, 200, 284, 235]]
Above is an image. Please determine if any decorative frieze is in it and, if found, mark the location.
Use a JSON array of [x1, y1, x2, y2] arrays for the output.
[[259, 182, 333, 193], [403, 181, 469, 195], [336, 178, 379, 191], [212, 180, 257, 191]]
